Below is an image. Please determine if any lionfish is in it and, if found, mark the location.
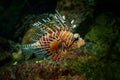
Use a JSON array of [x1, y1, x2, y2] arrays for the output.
[[21, 10, 85, 61]]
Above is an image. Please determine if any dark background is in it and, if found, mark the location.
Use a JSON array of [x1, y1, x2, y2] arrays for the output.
[[0, 0, 120, 41], [0, 0, 57, 41]]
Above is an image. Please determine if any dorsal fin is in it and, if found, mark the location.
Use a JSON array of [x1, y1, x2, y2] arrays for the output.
[[55, 10, 68, 29], [32, 11, 70, 33], [30, 10, 71, 43]]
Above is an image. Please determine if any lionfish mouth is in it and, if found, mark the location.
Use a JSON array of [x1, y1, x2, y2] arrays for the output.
[[77, 38, 85, 48]]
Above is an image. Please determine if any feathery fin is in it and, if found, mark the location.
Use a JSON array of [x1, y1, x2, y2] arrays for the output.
[[21, 44, 35, 60]]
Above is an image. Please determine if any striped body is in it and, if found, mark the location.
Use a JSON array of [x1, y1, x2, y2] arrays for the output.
[[32, 28, 74, 60], [21, 10, 85, 60]]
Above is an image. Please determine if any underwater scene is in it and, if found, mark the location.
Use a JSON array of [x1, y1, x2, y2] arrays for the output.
[[0, 0, 120, 80]]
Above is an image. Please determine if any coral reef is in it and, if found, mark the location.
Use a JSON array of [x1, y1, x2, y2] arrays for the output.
[[0, 57, 87, 80]]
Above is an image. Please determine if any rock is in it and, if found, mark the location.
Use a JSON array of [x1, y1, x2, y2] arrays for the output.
[[84, 14, 118, 57]]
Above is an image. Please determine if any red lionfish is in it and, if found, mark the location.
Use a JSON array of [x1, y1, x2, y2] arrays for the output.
[[21, 10, 85, 61]]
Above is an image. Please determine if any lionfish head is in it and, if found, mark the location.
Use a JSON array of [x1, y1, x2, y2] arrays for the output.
[[71, 33, 85, 49]]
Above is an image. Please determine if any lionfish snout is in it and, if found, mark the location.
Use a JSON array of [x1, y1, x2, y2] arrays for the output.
[[77, 37, 85, 48], [73, 33, 85, 48]]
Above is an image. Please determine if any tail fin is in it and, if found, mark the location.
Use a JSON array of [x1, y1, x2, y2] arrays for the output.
[[21, 44, 35, 60]]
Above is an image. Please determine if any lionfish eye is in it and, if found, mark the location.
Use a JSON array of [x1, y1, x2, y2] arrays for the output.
[[73, 33, 80, 41]]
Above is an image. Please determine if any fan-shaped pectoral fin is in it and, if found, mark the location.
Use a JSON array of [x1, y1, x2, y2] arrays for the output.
[[60, 49, 67, 58], [58, 42, 67, 58]]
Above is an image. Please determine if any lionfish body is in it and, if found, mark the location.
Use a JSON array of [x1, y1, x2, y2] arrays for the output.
[[21, 10, 85, 60]]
